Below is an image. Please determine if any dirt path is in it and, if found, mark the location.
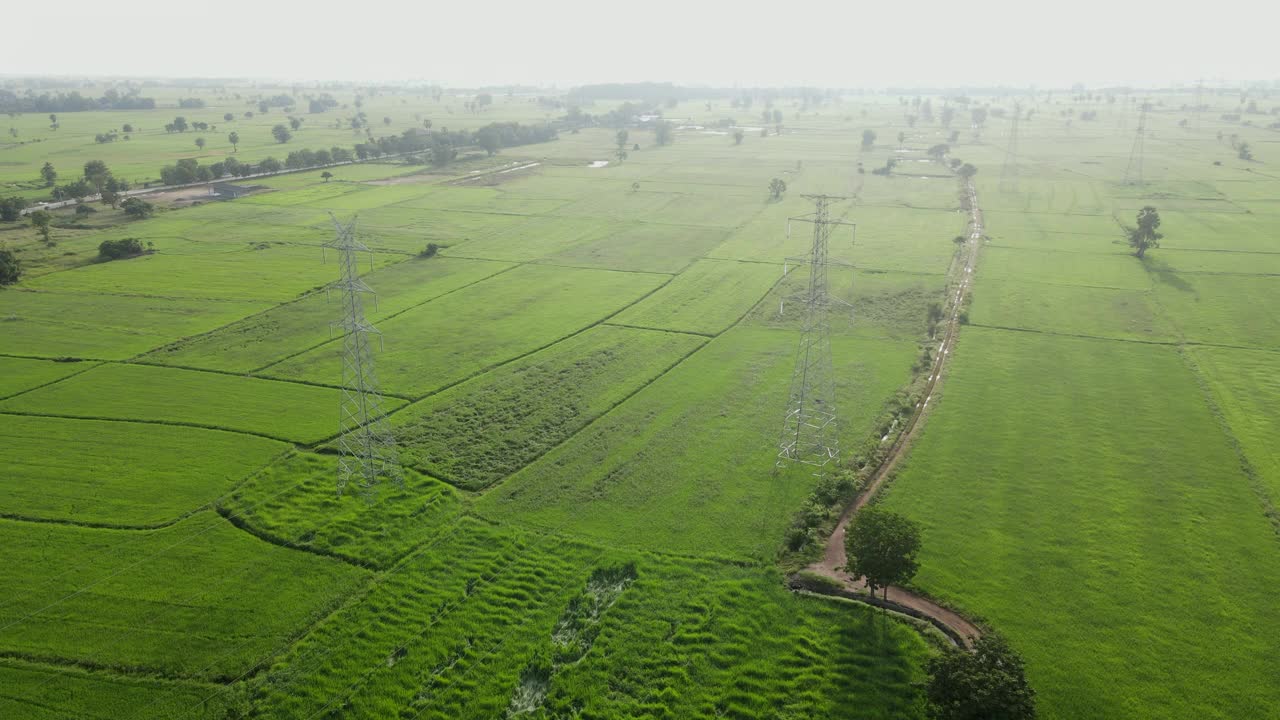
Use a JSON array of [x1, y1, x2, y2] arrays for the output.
[[803, 177, 984, 647]]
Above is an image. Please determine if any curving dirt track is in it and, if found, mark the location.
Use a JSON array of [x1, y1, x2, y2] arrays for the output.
[[803, 177, 984, 647]]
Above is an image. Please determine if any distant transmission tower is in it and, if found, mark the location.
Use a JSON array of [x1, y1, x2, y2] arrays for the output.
[[1124, 99, 1148, 185], [1000, 103, 1020, 193], [323, 213, 403, 496], [776, 195, 855, 474], [1194, 79, 1204, 131]]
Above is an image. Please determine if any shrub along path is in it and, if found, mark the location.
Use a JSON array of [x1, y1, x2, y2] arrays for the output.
[[804, 177, 984, 647]]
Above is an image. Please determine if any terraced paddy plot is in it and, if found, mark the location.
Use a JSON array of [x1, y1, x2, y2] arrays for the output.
[[545, 221, 732, 274], [1153, 274, 1280, 349], [393, 184, 572, 215], [0, 363, 382, 444], [978, 246, 1153, 290], [980, 211, 1123, 253], [968, 278, 1176, 341], [140, 257, 513, 373], [444, 215, 618, 263], [0, 356, 97, 400], [218, 452, 462, 568], [611, 258, 783, 335], [0, 512, 368, 679], [25, 240, 401, 303], [0, 290, 271, 360], [878, 328, 1280, 719], [0, 659, 229, 720], [394, 325, 705, 490], [0, 415, 287, 526], [480, 326, 918, 559], [264, 263, 667, 397], [248, 519, 930, 719]]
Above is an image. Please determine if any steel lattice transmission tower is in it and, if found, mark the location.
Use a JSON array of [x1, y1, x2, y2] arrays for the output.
[[1124, 99, 1148, 186], [776, 195, 855, 474], [323, 213, 403, 496], [1194, 79, 1204, 131], [1000, 103, 1020, 193]]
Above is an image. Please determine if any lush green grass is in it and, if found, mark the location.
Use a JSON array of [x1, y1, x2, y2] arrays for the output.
[[478, 326, 919, 559], [969, 278, 1175, 340], [0, 659, 229, 720], [1188, 346, 1280, 502], [217, 452, 462, 568], [263, 263, 668, 397], [246, 518, 930, 719], [394, 325, 705, 489], [0, 511, 368, 680], [0, 290, 271, 360], [611, 258, 782, 335], [0, 363, 388, 443], [878, 328, 1280, 719], [0, 356, 97, 399], [139, 257, 513, 373], [0, 415, 286, 526]]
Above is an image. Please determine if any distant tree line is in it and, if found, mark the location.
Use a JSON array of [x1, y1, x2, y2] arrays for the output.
[[0, 88, 155, 113]]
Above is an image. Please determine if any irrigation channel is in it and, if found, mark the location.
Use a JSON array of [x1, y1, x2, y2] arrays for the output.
[[798, 176, 984, 648]]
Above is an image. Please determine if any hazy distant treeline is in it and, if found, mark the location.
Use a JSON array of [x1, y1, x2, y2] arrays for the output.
[[0, 89, 156, 113]]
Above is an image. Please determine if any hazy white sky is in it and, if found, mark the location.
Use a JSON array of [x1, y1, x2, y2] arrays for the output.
[[3, 0, 1277, 88]]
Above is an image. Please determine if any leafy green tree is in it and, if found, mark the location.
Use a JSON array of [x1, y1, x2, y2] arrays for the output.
[[172, 116, 189, 132], [1128, 205, 1163, 259], [957, 163, 978, 178], [925, 635, 1037, 720], [0, 246, 21, 285], [898, 131, 907, 147], [0, 196, 28, 222], [861, 129, 876, 149], [83, 160, 110, 193], [224, 113, 234, 122], [383, 116, 392, 126], [971, 107, 988, 127], [29, 209, 53, 244], [195, 137, 206, 151], [654, 121, 674, 146], [40, 162, 57, 186], [928, 144, 950, 160], [258, 157, 283, 173], [228, 131, 240, 152], [272, 124, 292, 144], [289, 117, 303, 131], [733, 129, 745, 145], [844, 506, 922, 599], [477, 127, 500, 156], [121, 197, 154, 219], [122, 123, 133, 133], [1238, 142, 1254, 161], [321, 171, 334, 182], [769, 177, 787, 200]]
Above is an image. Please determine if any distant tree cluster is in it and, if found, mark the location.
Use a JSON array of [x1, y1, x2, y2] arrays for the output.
[[308, 94, 339, 114], [285, 146, 353, 169], [0, 88, 155, 113], [177, 98, 206, 109]]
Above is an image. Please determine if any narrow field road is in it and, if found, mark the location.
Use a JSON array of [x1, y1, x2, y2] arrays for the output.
[[803, 177, 984, 647]]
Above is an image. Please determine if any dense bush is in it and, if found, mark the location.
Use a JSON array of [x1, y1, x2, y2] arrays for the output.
[[0, 247, 21, 285], [121, 198, 154, 218], [0, 196, 28, 222], [98, 237, 145, 260]]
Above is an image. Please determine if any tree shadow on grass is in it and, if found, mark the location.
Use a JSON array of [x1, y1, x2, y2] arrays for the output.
[[1141, 255, 1196, 296]]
